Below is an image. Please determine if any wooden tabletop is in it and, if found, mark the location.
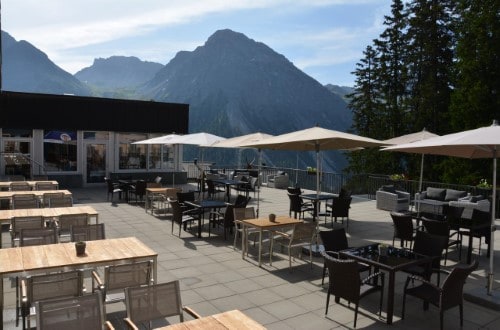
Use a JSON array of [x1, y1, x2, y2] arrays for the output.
[[0, 180, 59, 189], [0, 205, 98, 223], [0, 189, 72, 200], [0, 237, 157, 276], [242, 215, 303, 229], [156, 310, 266, 329]]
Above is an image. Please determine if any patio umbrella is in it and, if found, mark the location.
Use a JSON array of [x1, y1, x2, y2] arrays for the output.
[[382, 128, 440, 192], [207, 132, 274, 216], [383, 120, 499, 296], [240, 126, 384, 196]]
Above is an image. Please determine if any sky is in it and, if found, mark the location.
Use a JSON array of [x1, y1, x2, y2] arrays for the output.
[[2, 0, 391, 87]]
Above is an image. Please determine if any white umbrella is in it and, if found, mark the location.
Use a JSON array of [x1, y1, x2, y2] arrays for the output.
[[241, 126, 384, 196], [207, 132, 274, 216], [382, 128, 440, 192], [383, 120, 499, 295], [132, 134, 181, 145]]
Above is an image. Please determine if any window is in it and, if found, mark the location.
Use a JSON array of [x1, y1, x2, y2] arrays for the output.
[[118, 133, 147, 170], [43, 130, 77, 172]]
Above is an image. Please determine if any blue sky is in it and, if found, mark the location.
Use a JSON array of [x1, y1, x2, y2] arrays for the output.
[[2, 0, 390, 87]]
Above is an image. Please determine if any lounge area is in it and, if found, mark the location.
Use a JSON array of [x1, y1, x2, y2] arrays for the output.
[[2, 183, 499, 329]]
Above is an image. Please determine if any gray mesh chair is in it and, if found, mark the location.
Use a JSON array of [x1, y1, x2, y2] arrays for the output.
[[71, 223, 106, 242], [56, 213, 89, 242], [11, 194, 39, 209], [9, 181, 31, 191], [48, 196, 73, 208], [233, 206, 258, 253], [36, 292, 114, 330], [35, 182, 58, 190], [270, 222, 318, 270], [19, 270, 84, 329], [10, 216, 46, 247], [19, 228, 58, 246], [41, 192, 65, 207], [124, 281, 200, 329], [92, 260, 154, 306]]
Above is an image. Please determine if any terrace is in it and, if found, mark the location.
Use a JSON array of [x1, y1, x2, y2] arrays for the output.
[[2, 183, 500, 329]]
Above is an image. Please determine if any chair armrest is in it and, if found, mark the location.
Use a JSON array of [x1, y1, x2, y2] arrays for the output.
[[396, 190, 410, 199], [323, 250, 340, 258], [183, 306, 202, 319], [123, 318, 139, 330], [415, 191, 427, 200], [21, 278, 28, 304], [105, 321, 116, 330], [91, 270, 104, 292], [273, 230, 291, 239], [404, 274, 442, 292], [362, 271, 384, 285]]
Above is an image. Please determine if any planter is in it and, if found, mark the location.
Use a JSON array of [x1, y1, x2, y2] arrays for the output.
[[75, 241, 86, 256]]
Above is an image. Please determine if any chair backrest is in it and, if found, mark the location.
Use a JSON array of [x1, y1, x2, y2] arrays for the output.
[[234, 194, 250, 207], [170, 200, 184, 224], [9, 181, 31, 191], [177, 191, 195, 204], [446, 205, 465, 228], [20, 227, 58, 246], [125, 280, 186, 325], [412, 231, 448, 269], [105, 177, 118, 193], [134, 180, 147, 195], [233, 207, 256, 222], [390, 212, 414, 240], [441, 260, 479, 310], [146, 182, 162, 188], [287, 187, 302, 195], [70, 223, 106, 241], [11, 197, 40, 209], [11, 216, 45, 239], [58, 213, 89, 233], [288, 193, 303, 212], [330, 197, 352, 217], [36, 292, 106, 330], [48, 196, 73, 208], [291, 222, 317, 242], [25, 270, 84, 306], [104, 260, 154, 292], [319, 228, 349, 252], [322, 252, 361, 302], [42, 192, 65, 206], [421, 217, 450, 237], [35, 182, 57, 190]]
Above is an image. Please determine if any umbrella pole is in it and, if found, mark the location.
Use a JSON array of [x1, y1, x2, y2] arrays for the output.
[[419, 154, 425, 192], [257, 149, 262, 217], [316, 144, 320, 197], [488, 150, 497, 295]]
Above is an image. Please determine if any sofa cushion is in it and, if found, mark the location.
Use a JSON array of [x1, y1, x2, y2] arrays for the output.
[[426, 187, 446, 201], [445, 189, 467, 202], [381, 185, 396, 194], [471, 195, 484, 203]]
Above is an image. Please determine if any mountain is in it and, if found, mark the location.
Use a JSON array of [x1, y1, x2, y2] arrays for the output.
[[140, 29, 353, 171], [325, 84, 354, 102], [75, 56, 164, 90], [1, 31, 92, 96]]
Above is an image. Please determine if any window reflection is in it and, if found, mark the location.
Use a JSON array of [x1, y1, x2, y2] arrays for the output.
[[43, 130, 77, 172]]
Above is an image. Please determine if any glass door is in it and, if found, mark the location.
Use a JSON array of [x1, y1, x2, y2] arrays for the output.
[[85, 143, 107, 184], [2, 140, 32, 179]]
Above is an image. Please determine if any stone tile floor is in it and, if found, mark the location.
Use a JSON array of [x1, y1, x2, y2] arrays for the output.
[[2, 184, 500, 329]]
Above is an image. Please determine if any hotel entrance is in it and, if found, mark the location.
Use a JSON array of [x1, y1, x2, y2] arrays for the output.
[[83, 132, 109, 185]]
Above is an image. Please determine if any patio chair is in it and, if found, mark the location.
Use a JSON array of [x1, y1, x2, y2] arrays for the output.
[[206, 179, 225, 200], [390, 211, 417, 249], [19, 227, 58, 246], [458, 208, 491, 258], [11, 194, 39, 209], [322, 251, 385, 328], [48, 196, 73, 207], [402, 230, 448, 284], [270, 221, 317, 270], [9, 181, 31, 191], [92, 260, 154, 307], [128, 180, 147, 204], [36, 292, 114, 330], [34, 182, 57, 190], [319, 228, 370, 285], [325, 196, 352, 229], [233, 206, 258, 253], [19, 270, 84, 329], [10, 216, 46, 247], [288, 193, 314, 219], [70, 223, 106, 241], [55, 213, 89, 242], [123, 281, 201, 329], [402, 260, 478, 330], [169, 200, 200, 237], [421, 216, 462, 265], [105, 177, 122, 202], [41, 192, 65, 207]]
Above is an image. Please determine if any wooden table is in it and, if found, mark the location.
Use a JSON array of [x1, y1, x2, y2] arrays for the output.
[[0, 189, 72, 201], [340, 243, 432, 325], [241, 216, 303, 267], [0, 180, 59, 190], [156, 309, 266, 329], [0, 205, 98, 224], [0, 237, 158, 325]]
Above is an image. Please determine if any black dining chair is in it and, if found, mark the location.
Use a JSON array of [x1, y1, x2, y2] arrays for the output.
[[390, 211, 417, 249]]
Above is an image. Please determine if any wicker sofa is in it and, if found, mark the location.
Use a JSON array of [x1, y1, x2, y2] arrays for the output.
[[414, 187, 468, 215], [267, 172, 289, 189], [376, 185, 410, 212], [449, 196, 491, 219]]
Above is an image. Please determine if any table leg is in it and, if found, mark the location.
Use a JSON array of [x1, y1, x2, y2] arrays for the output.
[[387, 271, 395, 325], [0, 275, 3, 326], [242, 225, 246, 259], [258, 230, 263, 267], [467, 232, 473, 264]]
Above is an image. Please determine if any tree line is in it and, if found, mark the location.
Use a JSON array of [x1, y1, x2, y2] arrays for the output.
[[346, 0, 499, 186]]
